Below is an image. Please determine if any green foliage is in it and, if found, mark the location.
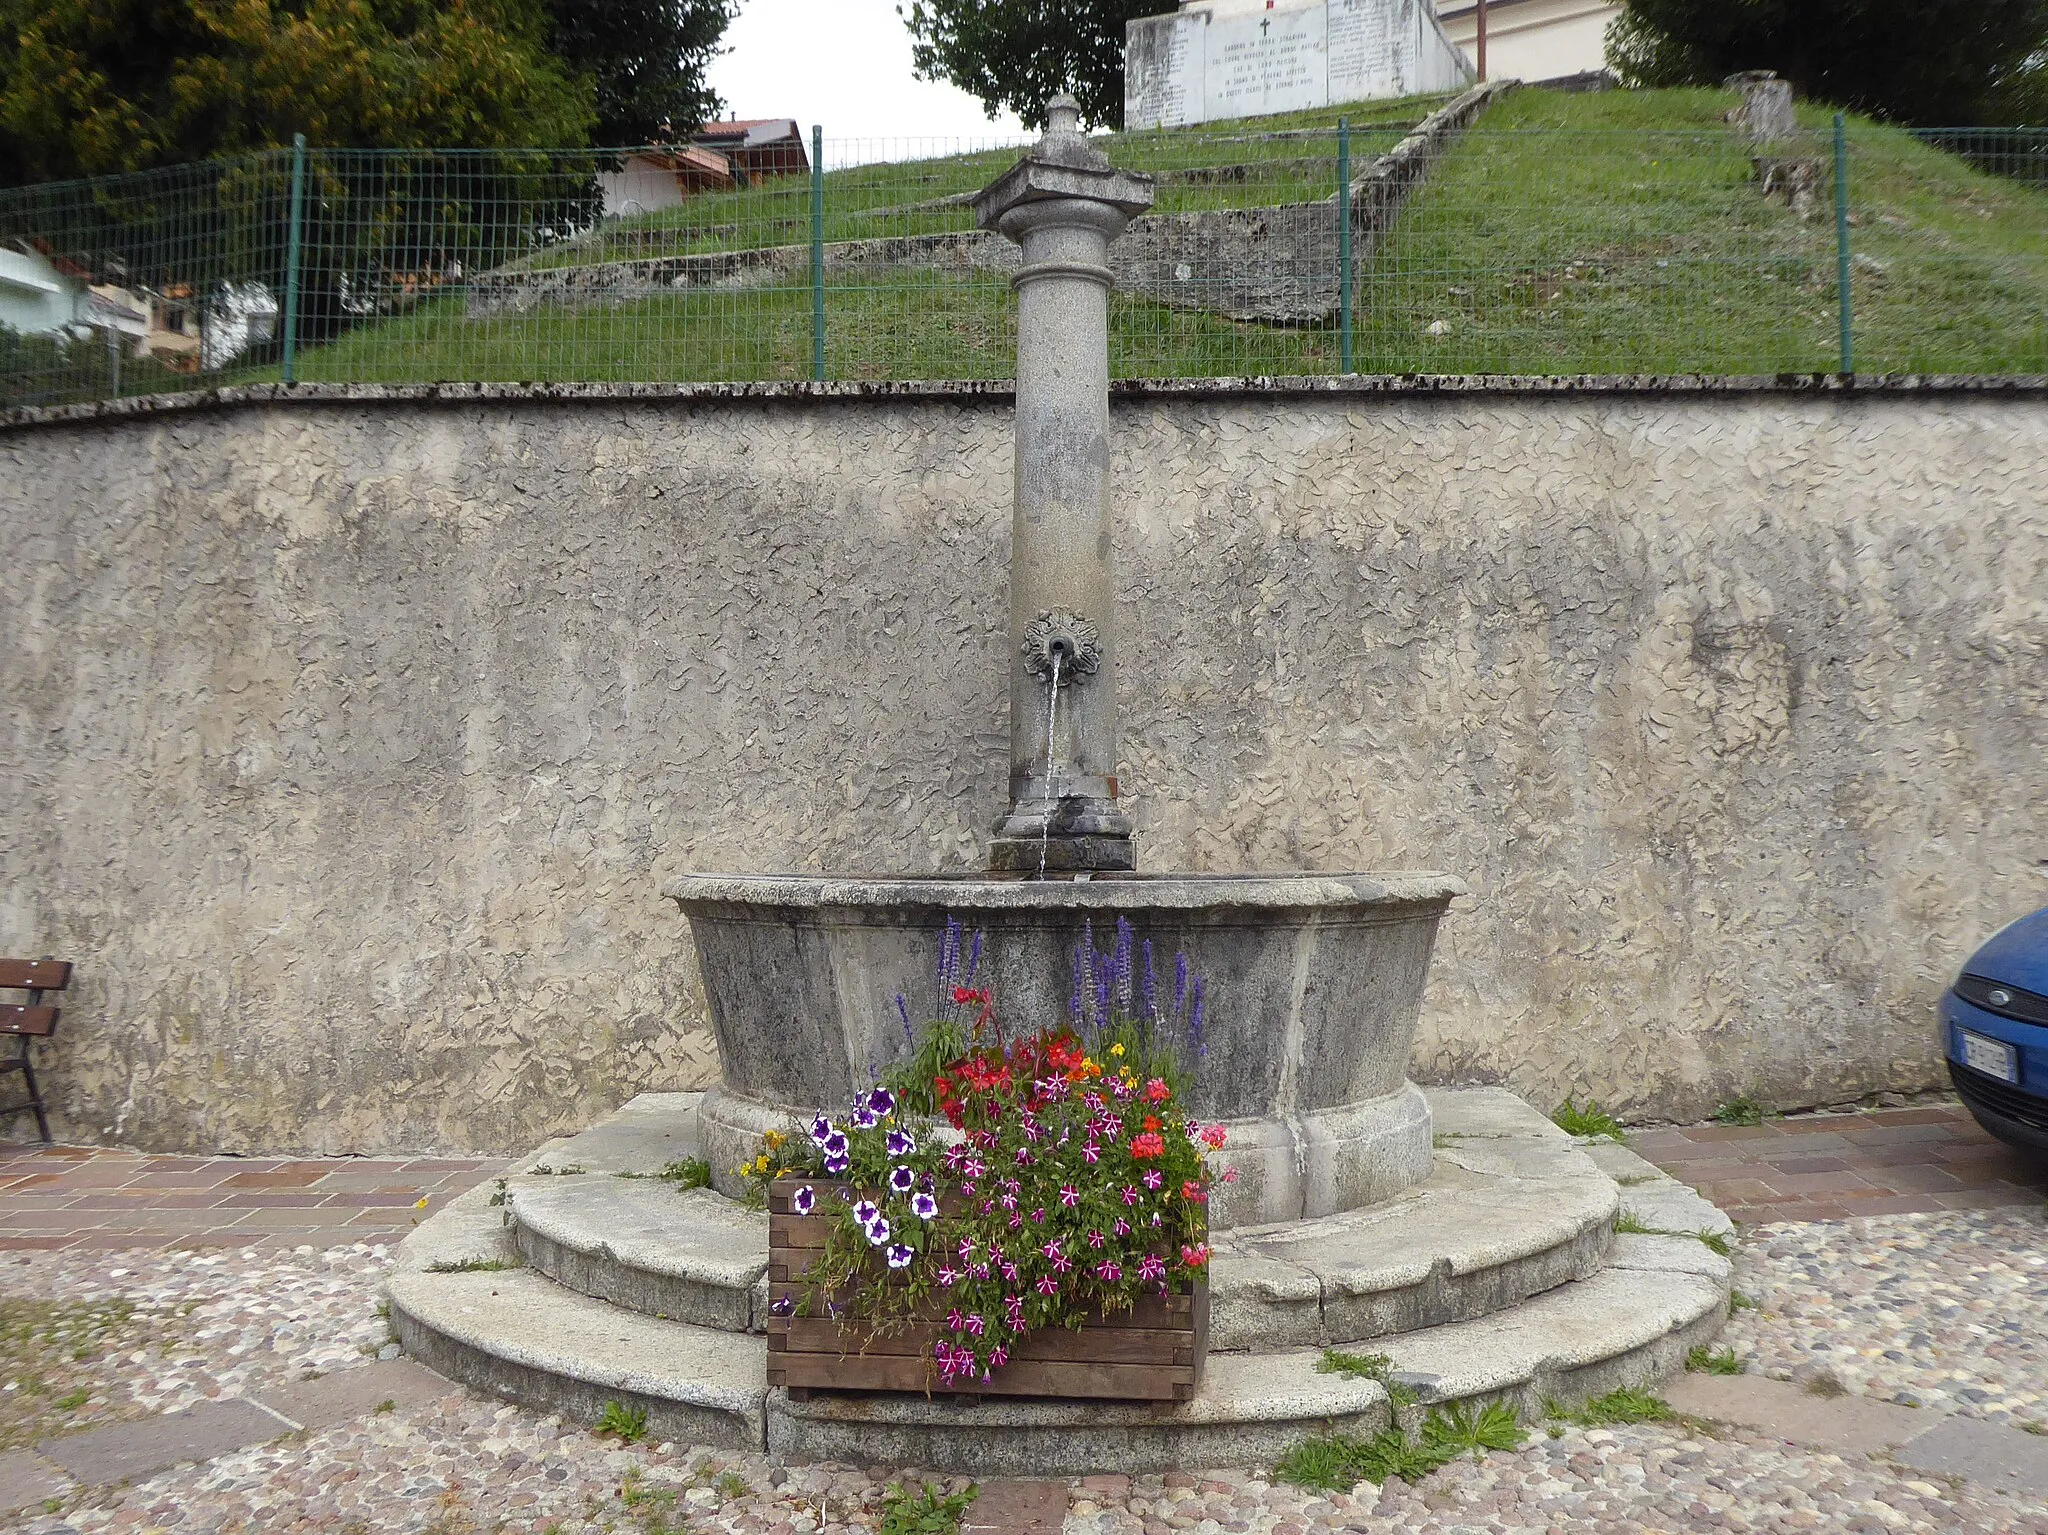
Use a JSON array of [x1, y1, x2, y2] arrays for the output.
[[712, 1470, 752, 1501], [1548, 1387, 1678, 1427], [1276, 1402, 1524, 1490], [1421, 1399, 1526, 1459], [1316, 1349, 1420, 1408], [1710, 1095, 1767, 1127], [424, 1256, 522, 1274], [877, 1481, 978, 1535], [1552, 1098, 1628, 1141], [1729, 1289, 1759, 1313], [54, 1388, 90, 1412], [1616, 1211, 1737, 1256], [659, 1158, 713, 1189], [1686, 1345, 1745, 1375], [594, 1399, 649, 1442], [375, 1398, 397, 1413], [543, 0, 735, 145], [1604, 0, 2048, 125], [900, 0, 1166, 130], [0, 0, 598, 187]]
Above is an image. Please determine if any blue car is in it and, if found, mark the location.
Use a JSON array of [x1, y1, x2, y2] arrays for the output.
[[1942, 904, 2048, 1154]]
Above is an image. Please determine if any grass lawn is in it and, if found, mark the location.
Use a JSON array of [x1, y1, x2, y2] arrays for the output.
[[267, 87, 2048, 386]]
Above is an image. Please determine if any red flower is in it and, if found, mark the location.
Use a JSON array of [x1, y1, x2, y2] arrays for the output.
[[1142, 1116, 1161, 1132], [1198, 1124, 1228, 1151], [1181, 1179, 1208, 1203], [1181, 1242, 1210, 1269], [1129, 1132, 1166, 1160], [1145, 1078, 1171, 1103], [952, 986, 989, 1006]]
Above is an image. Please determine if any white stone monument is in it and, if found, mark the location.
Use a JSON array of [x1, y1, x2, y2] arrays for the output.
[[1126, 0, 1473, 130]]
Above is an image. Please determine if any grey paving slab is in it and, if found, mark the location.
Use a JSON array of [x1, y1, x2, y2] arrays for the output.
[[0, 1447, 71, 1515], [1662, 1373, 1929, 1454], [1897, 1414, 2048, 1499], [513, 1092, 703, 1175], [37, 1398, 290, 1486], [254, 1359, 450, 1431]]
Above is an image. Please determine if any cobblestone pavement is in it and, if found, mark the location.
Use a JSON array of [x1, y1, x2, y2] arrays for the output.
[[1628, 1105, 2048, 1223], [0, 1114, 2043, 1534], [0, 1144, 505, 1253]]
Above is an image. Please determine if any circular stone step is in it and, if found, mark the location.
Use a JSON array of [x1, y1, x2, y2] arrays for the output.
[[500, 1087, 1618, 1351]]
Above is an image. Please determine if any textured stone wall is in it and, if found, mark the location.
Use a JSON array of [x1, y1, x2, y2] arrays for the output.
[[4, 386, 2044, 1153]]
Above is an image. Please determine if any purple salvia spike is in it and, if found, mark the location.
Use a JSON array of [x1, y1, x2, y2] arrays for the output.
[[1174, 951, 1188, 1014], [897, 994, 914, 1049], [1112, 918, 1134, 1007], [1069, 938, 1084, 1022]]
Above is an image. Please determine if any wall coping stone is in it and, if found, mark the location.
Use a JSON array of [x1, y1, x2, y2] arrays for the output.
[[7, 372, 2048, 434]]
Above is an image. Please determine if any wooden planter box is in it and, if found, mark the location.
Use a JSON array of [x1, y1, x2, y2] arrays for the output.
[[766, 1177, 1208, 1403]]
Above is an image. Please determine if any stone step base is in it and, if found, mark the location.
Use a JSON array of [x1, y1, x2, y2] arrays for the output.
[[500, 1087, 1629, 1349], [385, 1137, 1732, 1474]]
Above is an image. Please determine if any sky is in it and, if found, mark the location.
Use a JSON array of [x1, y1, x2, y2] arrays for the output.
[[705, 0, 1028, 162]]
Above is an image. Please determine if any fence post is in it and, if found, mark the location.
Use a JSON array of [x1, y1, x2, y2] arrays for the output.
[[1337, 117, 1353, 374], [282, 133, 307, 385], [811, 124, 826, 382], [1833, 112, 1852, 375]]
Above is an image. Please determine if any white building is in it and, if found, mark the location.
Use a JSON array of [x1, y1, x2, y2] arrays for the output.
[[0, 244, 86, 336], [1432, 0, 1619, 84]]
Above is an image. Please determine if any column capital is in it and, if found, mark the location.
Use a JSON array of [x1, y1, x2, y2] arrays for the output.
[[974, 109, 1154, 235]]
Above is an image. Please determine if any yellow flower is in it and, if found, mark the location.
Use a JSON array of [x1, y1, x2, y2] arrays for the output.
[[1109, 1043, 1125, 1058], [764, 1129, 787, 1149]]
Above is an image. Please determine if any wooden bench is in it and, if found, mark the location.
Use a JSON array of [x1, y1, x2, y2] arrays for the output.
[[0, 960, 71, 1144]]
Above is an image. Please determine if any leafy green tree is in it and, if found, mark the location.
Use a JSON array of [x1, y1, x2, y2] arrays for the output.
[[1606, 0, 2048, 125], [898, 0, 1166, 131], [0, 0, 596, 186], [544, 0, 737, 146]]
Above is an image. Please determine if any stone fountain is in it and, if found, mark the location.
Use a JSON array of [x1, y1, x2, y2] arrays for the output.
[[386, 103, 1733, 1474]]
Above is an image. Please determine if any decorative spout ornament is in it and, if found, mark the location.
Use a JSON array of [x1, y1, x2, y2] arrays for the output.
[[974, 97, 1155, 874]]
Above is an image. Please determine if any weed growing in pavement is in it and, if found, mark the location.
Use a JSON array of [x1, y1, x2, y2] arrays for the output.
[[1546, 1388, 1679, 1428], [714, 1470, 752, 1500], [877, 1480, 978, 1535], [1421, 1400, 1525, 1459], [54, 1388, 89, 1411], [1552, 1098, 1628, 1141], [424, 1256, 523, 1274], [1729, 1289, 1759, 1313], [1315, 1348, 1421, 1407], [594, 1400, 649, 1443], [659, 1158, 713, 1190], [1711, 1095, 1768, 1127], [0, 1296, 172, 1450], [375, 1398, 397, 1413], [1686, 1345, 1745, 1375], [1614, 1212, 1736, 1257], [529, 1164, 588, 1176], [2020, 1420, 2047, 1436], [1276, 1402, 1525, 1490]]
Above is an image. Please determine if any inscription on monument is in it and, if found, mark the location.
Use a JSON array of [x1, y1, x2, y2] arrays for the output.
[[1126, 0, 1472, 130]]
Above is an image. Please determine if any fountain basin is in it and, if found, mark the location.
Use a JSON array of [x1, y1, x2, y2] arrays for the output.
[[663, 872, 1463, 1228]]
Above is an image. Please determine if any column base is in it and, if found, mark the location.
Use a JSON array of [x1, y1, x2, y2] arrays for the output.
[[988, 833, 1135, 874]]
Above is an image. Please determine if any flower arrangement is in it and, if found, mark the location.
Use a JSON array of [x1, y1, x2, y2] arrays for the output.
[[764, 917, 1227, 1387]]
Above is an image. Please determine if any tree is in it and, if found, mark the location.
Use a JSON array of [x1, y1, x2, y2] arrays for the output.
[[544, 0, 737, 146], [0, 0, 597, 187], [899, 0, 1166, 132], [1606, 0, 2048, 125]]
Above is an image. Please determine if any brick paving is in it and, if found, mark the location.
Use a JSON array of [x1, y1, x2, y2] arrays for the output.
[[1630, 1102, 2048, 1222], [0, 1143, 505, 1251]]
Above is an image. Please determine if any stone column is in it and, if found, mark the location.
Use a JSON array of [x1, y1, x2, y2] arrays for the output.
[[974, 98, 1155, 874]]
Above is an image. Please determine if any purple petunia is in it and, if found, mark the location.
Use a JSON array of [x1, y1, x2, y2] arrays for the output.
[[808, 1114, 834, 1145], [852, 1200, 881, 1228], [912, 1191, 940, 1220], [825, 1154, 849, 1175], [850, 1105, 879, 1131], [867, 1216, 893, 1247], [770, 1295, 794, 1316], [885, 1127, 917, 1157], [868, 1086, 896, 1117], [889, 1165, 916, 1194], [792, 1185, 816, 1216], [886, 1243, 915, 1269], [821, 1130, 849, 1157]]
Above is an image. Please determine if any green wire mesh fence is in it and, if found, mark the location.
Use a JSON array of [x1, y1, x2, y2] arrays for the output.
[[4, 110, 2046, 410]]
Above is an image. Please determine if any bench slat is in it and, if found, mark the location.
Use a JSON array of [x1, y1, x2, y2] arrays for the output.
[[0, 1006, 59, 1038], [0, 961, 71, 992]]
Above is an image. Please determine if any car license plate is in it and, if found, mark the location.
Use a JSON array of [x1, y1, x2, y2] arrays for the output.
[[1960, 1029, 2017, 1083]]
